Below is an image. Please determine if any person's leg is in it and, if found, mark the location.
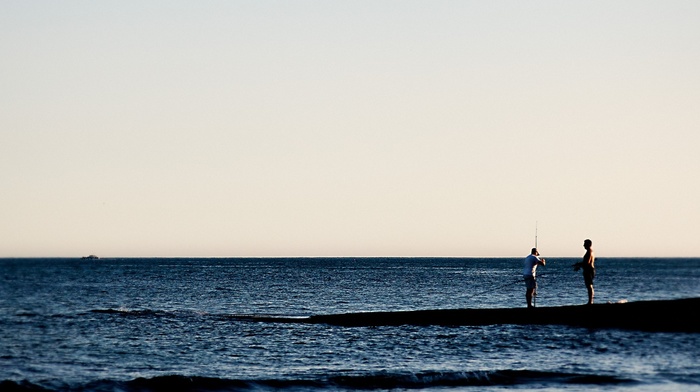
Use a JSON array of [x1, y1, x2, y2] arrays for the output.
[[583, 272, 594, 305], [525, 277, 537, 308], [587, 284, 594, 305]]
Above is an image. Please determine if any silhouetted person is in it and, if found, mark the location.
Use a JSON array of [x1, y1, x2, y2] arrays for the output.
[[574, 239, 595, 304], [523, 247, 545, 308]]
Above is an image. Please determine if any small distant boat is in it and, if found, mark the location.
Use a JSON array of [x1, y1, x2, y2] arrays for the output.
[[81, 255, 99, 260]]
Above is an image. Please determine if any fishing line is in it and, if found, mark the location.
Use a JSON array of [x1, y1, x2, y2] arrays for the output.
[[462, 276, 524, 300], [462, 272, 552, 303]]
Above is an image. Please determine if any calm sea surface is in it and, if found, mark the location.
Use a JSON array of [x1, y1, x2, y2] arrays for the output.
[[1, 257, 699, 391]]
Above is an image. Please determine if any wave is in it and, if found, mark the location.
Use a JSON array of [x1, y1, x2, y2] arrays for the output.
[[90, 308, 310, 323], [90, 308, 178, 318], [1, 370, 638, 391]]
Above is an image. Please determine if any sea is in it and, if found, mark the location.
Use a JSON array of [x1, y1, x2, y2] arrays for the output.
[[1, 257, 699, 391]]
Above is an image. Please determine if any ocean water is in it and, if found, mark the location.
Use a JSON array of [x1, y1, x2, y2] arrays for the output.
[[1, 257, 699, 391]]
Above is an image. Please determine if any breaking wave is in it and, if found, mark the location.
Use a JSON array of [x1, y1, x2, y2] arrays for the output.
[[1, 370, 638, 391]]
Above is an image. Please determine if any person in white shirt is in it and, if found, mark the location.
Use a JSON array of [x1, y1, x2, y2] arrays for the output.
[[523, 248, 546, 308]]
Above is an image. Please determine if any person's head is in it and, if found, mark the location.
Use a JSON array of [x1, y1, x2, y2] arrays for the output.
[[584, 239, 592, 249], [531, 247, 539, 256]]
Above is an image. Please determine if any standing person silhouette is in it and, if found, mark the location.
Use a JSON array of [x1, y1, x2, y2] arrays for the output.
[[574, 239, 596, 304], [523, 248, 546, 308]]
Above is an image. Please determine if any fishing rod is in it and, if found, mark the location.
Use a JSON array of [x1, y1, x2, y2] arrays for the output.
[[467, 222, 547, 304], [534, 221, 539, 307]]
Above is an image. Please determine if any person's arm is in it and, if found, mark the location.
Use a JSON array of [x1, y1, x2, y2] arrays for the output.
[[573, 256, 584, 271]]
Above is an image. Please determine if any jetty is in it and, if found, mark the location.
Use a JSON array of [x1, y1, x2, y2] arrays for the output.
[[237, 298, 700, 333]]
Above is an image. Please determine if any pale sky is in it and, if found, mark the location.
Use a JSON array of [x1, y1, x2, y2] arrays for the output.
[[2, 1, 699, 257]]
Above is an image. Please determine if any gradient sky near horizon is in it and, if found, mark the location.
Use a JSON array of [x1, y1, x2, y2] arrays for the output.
[[2, 1, 699, 258]]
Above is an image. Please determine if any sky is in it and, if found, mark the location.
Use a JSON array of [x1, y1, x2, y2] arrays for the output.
[[2, 1, 699, 258]]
